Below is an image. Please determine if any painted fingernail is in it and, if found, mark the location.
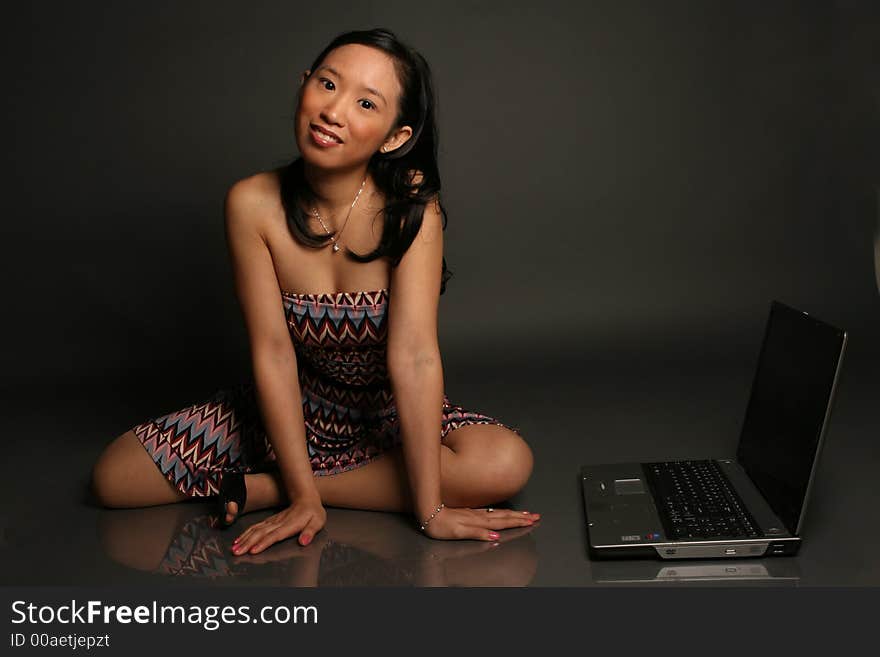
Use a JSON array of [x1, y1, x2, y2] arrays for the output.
[[522, 511, 530, 515], [301, 534, 312, 546], [488, 532, 500, 539], [233, 537, 239, 544]]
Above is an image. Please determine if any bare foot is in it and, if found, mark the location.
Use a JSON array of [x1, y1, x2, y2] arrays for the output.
[[224, 499, 241, 526], [218, 472, 285, 527]]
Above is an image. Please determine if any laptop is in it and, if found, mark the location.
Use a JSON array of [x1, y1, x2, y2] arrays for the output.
[[581, 301, 847, 560]]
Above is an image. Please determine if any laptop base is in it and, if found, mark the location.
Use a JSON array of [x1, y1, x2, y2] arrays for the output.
[[588, 538, 800, 560]]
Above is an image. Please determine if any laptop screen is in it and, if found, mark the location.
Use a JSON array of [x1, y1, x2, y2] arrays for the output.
[[735, 301, 846, 536]]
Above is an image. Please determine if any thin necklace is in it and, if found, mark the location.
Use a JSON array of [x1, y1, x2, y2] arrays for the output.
[[311, 176, 367, 254]]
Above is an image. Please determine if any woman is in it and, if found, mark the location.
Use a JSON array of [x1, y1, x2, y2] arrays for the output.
[[91, 28, 537, 555]]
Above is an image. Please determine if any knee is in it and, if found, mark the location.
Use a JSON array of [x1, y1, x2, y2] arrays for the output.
[[90, 433, 131, 508], [453, 426, 533, 504], [90, 451, 117, 508], [484, 429, 534, 499]]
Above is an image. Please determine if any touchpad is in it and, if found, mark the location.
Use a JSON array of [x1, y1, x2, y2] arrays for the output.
[[614, 478, 645, 495]]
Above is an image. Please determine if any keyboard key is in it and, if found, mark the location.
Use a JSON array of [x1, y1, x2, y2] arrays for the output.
[[644, 460, 763, 541]]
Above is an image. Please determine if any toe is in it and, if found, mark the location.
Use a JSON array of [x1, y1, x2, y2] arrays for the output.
[[225, 500, 238, 524]]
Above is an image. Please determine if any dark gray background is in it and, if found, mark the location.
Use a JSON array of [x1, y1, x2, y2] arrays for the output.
[[4, 0, 877, 391], [2, 1, 878, 586]]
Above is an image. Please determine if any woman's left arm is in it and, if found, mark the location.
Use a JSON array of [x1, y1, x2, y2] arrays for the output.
[[388, 353, 444, 523], [386, 194, 446, 524], [388, 192, 533, 541]]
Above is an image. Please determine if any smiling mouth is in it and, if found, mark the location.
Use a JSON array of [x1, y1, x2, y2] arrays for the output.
[[310, 124, 343, 143]]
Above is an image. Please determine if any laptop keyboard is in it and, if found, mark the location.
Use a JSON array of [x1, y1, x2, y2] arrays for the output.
[[643, 460, 763, 540]]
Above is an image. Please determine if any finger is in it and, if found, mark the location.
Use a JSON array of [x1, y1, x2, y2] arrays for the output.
[[233, 516, 277, 547], [236, 512, 280, 538], [298, 515, 326, 546], [470, 509, 537, 526], [479, 515, 538, 530], [245, 523, 296, 555], [474, 526, 502, 541], [249, 516, 310, 554], [233, 508, 296, 551], [233, 524, 259, 545], [474, 507, 541, 520], [232, 523, 265, 553], [235, 518, 288, 554], [235, 524, 264, 550], [447, 523, 501, 541], [248, 527, 290, 554]]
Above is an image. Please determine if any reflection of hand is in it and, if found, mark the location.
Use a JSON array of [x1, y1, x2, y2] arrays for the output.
[[231, 494, 326, 555], [420, 524, 536, 559], [231, 531, 329, 566], [422, 506, 539, 541], [416, 524, 539, 586]]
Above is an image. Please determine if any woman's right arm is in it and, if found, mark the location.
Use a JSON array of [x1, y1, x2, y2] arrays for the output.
[[223, 178, 324, 549]]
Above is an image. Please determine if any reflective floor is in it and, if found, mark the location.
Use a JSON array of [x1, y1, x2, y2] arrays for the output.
[[2, 339, 878, 587]]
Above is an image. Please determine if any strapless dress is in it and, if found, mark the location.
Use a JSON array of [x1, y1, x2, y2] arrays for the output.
[[131, 288, 520, 497]]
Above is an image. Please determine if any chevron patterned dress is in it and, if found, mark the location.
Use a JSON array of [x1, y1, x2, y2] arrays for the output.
[[131, 287, 520, 498]]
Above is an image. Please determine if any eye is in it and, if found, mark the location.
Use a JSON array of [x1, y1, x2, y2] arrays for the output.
[[359, 99, 375, 110], [318, 77, 334, 90]]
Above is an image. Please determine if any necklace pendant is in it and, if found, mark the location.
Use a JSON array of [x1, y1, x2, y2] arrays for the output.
[[332, 243, 340, 253]]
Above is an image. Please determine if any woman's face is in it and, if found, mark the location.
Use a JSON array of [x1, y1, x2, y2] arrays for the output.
[[295, 44, 413, 167]]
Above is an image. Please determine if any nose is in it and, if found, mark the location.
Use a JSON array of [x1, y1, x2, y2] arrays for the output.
[[320, 98, 344, 127]]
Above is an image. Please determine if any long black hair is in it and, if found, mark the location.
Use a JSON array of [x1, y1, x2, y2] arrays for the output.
[[280, 28, 452, 294]]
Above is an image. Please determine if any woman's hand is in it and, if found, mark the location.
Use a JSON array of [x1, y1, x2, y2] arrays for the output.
[[421, 506, 540, 541], [231, 493, 326, 555]]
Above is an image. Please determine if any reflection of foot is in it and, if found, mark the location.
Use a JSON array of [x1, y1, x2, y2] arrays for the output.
[[215, 471, 247, 529]]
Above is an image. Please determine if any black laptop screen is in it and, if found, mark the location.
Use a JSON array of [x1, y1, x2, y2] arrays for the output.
[[736, 302, 845, 535]]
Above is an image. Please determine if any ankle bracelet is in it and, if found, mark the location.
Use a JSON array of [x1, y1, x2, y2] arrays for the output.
[[419, 503, 445, 532]]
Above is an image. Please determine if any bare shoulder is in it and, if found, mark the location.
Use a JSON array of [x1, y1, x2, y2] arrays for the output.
[[415, 190, 443, 243], [386, 170, 444, 360], [224, 170, 283, 238]]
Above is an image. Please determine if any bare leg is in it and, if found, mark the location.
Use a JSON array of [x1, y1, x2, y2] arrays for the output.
[[93, 424, 533, 520], [91, 430, 190, 507], [91, 430, 297, 517], [237, 423, 534, 516]]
